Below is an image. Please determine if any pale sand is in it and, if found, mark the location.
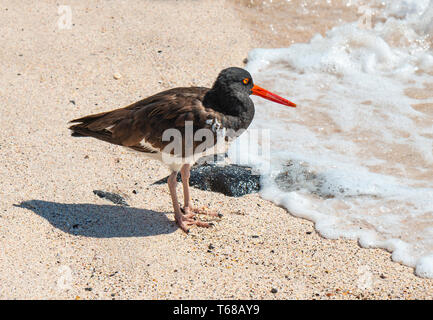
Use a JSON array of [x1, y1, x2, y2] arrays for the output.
[[0, 0, 432, 299]]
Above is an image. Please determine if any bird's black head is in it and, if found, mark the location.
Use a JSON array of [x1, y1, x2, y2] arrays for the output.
[[204, 67, 296, 117], [213, 67, 254, 98]]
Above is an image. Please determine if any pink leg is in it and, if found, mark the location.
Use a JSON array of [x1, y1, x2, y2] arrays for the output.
[[180, 164, 222, 218], [167, 170, 210, 233], [180, 164, 194, 210]]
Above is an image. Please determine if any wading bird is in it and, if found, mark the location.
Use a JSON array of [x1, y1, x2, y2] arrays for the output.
[[69, 67, 295, 232]]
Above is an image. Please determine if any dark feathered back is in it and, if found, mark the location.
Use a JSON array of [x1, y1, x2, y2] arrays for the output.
[[69, 87, 226, 155]]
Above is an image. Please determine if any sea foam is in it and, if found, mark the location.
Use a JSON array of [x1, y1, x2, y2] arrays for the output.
[[230, 0, 433, 277]]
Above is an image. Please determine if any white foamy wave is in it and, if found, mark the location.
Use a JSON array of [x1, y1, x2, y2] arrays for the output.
[[234, 0, 433, 277]]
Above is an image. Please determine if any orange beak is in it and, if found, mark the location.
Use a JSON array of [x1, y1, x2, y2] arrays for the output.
[[251, 85, 296, 107]]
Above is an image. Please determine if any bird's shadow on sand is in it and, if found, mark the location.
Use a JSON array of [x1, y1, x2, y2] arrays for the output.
[[14, 200, 176, 238]]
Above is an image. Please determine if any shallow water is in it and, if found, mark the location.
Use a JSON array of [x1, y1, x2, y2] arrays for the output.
[[231, 0, 433, 277]]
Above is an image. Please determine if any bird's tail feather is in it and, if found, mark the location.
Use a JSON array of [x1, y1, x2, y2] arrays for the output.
[[68, 109, 129, 146], [68, 124, 122, 145]]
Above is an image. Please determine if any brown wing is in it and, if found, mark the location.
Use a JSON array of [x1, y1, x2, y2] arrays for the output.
[[69, 87, 224, 156]]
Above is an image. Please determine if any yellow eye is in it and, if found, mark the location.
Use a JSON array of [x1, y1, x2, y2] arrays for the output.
[[242, 78, 250, 85]]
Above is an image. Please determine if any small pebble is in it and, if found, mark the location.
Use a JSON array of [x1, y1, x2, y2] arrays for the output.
[[113, 73, 122, 80], [93, 190, 129, 206], [271, 288, 278, 294]]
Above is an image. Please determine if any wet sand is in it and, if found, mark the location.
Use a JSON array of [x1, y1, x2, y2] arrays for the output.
[[0, 0, 432, 299]]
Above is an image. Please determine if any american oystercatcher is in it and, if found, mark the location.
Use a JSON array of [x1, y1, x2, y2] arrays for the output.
[[69, 67, 296, 232]]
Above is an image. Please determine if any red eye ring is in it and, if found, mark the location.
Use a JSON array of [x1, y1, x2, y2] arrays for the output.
[[242, 78, 250, 85]]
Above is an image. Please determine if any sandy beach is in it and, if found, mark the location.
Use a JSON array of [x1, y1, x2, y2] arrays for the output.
[[1, 0, 432, 299]]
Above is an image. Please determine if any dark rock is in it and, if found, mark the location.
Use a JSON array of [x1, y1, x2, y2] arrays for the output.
[[154, 163, 260, 197], [208, 244, 215, 250], [93, 190, 129, 206], [274, 160, 335, 199], [274, 160, 379, 199], [271, 288, 278, 294], [85, 287, 92, 291]]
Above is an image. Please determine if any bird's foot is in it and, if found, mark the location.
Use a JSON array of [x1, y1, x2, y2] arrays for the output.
[[181, 205, 223, 218], [175, 212, 213, 233]]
